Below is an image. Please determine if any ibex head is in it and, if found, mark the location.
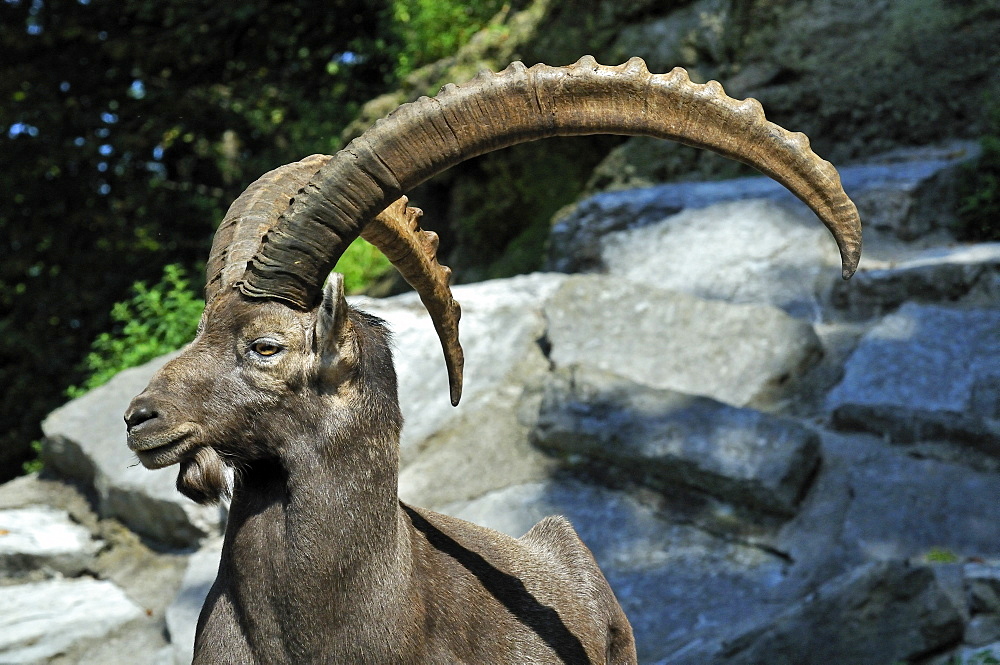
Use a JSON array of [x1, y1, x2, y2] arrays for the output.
[[124, 57, 861, 506]]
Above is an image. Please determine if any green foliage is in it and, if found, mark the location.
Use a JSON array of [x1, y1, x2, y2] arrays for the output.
[[390, 0, 508, 77], [338, 239, 394, 295], [21, 441, 43, 475], [922, 546, 960, 564], [67, 265, 204, 398], [957, 102, 1000, 242]]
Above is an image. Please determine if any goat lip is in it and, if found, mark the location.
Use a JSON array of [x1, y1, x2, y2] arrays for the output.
[[129, 425, 200, 469]]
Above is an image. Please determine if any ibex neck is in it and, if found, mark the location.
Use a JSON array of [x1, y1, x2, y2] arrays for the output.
[[199, 431, 413, 663]]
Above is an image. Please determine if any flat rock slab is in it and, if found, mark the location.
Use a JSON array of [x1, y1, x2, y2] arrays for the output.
[[600, 199, 839, 316], [545, 275, 823, 408], [826, 304, 1000, 448], [532, 366, 821, 515], [41, 353, 225, 548], [549, 144, 977, 273], [0, 578, 143, 664], [0, 505, 99, 577], [832, 242, 1000, 319]]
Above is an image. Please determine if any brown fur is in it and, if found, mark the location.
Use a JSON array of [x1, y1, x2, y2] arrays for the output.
[[125, 277, 636, 664]]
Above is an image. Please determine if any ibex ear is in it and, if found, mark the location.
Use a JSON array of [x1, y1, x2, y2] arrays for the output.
[[314, 273, 352, 356]]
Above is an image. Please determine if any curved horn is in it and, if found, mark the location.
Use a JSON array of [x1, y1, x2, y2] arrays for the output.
[[205, 156, 464, 403], [206, 155, 332, 302], [238, 57, 862, 312], [360, 197, 464, 406]]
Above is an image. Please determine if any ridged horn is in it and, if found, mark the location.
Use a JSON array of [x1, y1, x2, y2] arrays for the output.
[[206, 155, 332, 302], [205, 155, 464, 403], [360, 197, 464, 406], [238, 56, 862, 313]]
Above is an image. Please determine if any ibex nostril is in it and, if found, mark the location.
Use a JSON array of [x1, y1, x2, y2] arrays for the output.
[[125, 404, 158, 430]]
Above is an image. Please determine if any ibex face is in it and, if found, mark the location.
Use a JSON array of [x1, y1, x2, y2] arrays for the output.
[[125, 276, 364, 504]]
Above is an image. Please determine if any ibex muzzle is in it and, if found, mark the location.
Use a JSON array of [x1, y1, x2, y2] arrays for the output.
[[125, 58, 860, 664]]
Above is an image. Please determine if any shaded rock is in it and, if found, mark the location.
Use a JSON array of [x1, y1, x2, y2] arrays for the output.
[[166, 539, 222, 665], [718, 561, 963, 665], [832, 403, 1000, 457], [444, 479, 792, 664], [967, 563, 1000, 615], [40, 353, 225, 548], [545, 275, 823, 408], [842, 446, 1000, 562], [826, 304, 1000, 452], [832, 242, 1000, 319], [532, 366, 821, 515], [0, 505, 99, 578], [599, 199, 838, 316], [966, 615, 1000, 648], [0, 578, 143, 664]]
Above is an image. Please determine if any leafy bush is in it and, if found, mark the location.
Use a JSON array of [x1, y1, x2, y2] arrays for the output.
[[67, 264, 204, 397], [390, 0, 507, 78], [956, 103, 1000, 241]]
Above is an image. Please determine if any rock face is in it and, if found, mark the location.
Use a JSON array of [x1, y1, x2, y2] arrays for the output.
[[532, 366, 821, 516], [4, 141, 1000, 664], [0, 578, 143, 664]]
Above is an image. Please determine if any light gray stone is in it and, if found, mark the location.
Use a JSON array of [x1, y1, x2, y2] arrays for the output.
[[717, 561, 964, 665], [601, 199, 838, 316], [354, 272, 567, 463], [532, 366, 821, 515], [545, 275, 823, 408], [41, 353, 225, 548], [0, 578, 143, 664], [0, 505, 99, 578], [398, 375, 555, 510], [549, 144, 978, 274], [166, 539, 222, 665]]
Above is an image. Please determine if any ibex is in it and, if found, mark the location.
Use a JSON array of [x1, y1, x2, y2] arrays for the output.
[[124, 57, 860, 664]]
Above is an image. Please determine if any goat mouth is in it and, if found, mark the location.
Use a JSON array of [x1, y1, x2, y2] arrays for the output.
[[129, 425, 201, 469]]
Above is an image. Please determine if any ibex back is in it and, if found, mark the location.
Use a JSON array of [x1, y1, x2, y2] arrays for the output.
[[125, 57, 861, 665]]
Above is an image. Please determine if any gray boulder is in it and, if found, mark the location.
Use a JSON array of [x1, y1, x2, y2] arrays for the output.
[[832, 242, 1000, 319], [532, 365, 821, 515], [550, 142, 979, 274], [545, 275, 823, 408], [600, 199, 839, 316], [40, 353, 225, 547], [0, 506, 100, 578], [716, 561, 964, 665], [355, 272, 568, 463], [0, 578, 143, 664], [826, 304, 1000, 454], [166, 539, 222, 665]]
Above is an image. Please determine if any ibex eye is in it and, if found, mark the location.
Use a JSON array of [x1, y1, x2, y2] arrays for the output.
[[250, 340, 283, 357]]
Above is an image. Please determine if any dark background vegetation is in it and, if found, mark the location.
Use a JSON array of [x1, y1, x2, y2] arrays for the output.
[[3, 0, 999, 479]]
